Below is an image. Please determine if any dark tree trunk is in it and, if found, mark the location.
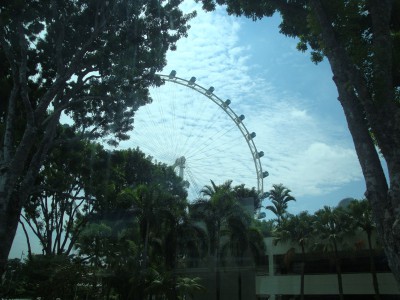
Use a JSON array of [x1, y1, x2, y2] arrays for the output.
[[238, 271, 242, 300], [300, 244, 306, 300], [367, 232, 381, 300], [333, 242, 344, 300], [0, 195, 22, 276], [216, 221, 221, 300], [310, 0, 400, 289]]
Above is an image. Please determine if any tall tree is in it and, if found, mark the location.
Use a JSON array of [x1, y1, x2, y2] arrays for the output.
[[22, 133, 100, 256], [313, 206, 354, 300], [265, 183, 296, 225], [274, 212, 314, 300], [348, 199, 381, 300], [233, 183, 264, 213], [224, 224, 265, 300], [0, 0, 194, 274], [197, 0, 400, 286], [191, 180, 250, 300]]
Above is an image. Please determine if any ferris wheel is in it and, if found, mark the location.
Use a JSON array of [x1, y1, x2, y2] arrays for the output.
[[123, 70, 268, 200]]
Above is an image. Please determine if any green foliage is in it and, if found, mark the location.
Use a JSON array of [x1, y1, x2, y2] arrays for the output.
[[313, 206, 355, 253], [274, 211, 314, 249], [265, 183, 296, 225], [233, 183, 264, 211], [253, 219, 275, 237], [0, 0, 195, 277], [22, 255, 87, 300], [0, 0, 195, 143], [23, 129, 102, 255], [0, 259, 27, 299]]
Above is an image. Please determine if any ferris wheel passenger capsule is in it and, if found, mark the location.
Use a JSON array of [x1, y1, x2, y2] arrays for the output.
[[247, 132, 256, 140], [206, 86, 215, 95], [188, 77, 196, 85], [223, 99, 231, 107], [236, 115, 245, 123], [169, 70, 177, 79]]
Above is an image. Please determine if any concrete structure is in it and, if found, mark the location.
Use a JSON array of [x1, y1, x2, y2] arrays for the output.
[[256, 237, 399, 299], [180, 234, 399, 300]]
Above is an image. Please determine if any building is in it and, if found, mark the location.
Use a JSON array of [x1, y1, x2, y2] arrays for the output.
[[257, 237, 399, 299], [183, 235, 399, 300]]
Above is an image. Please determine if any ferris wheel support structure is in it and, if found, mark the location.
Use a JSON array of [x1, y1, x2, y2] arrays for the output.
[[157, 70, 269, 195]]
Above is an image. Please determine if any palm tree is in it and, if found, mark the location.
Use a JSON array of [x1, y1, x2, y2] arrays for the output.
[[274, 212, 314, 300], [225, 224, 266, 300], [233, 183, 264, 213], [265, 184, 296, 225], [132, 184, 182, 299], [348, 199, 381, 300], [191, 180, 249, 300], [175, 213, 208, 269], [133, 184, 165, 270], [161, 203, 209, 300], [200, 179, 233, 198], [313, 206, 353, 300]]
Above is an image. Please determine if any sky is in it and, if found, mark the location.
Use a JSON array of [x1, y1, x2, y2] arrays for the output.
[[125, 2, 365, 216], [9, 2, 367, 258]]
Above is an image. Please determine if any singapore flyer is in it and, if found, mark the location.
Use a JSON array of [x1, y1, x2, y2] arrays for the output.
[[120, 71, 268, 200]]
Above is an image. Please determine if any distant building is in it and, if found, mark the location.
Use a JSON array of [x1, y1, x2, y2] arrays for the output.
[[180, 234, 399, 300], [257, 236, 399, 299]]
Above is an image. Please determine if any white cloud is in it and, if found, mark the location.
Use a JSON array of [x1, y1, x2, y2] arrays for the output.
[[125, 2, 364, 200], [273, 142, 362, 197], [290, 108, 309, 119]]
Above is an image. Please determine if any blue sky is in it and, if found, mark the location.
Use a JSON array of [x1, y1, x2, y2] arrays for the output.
[[139, 2, 366, 216], [9, 2, 367, 258]]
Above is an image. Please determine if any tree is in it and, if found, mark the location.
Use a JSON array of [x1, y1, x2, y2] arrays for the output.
[[22, 254, 87, 300], [71, 145, 190, 299], [265, 183, 296, 225], [191, 180, 253, 300], [233, 183, 264, 213], [0, 258, 27, 299], [196, 0, 400, 286], [274, 212, 314, 300], [21, 133, 100, 256], [0, 0, 194, 275], [313, 206, 354, 300], [225, 224, 265, 300], [348, 199, 381, 300]]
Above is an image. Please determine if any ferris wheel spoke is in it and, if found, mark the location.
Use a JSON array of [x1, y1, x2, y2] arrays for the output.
[[184, 123, 238, 160], [122, 72, 266, 200], [185, 166, 202, 199]]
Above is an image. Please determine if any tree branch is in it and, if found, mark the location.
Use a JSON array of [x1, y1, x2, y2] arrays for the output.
[[20, 214, 46, 251], [19, 220, 32, 260], [0, 35, 19, 163], [52, 0, 66, 76], [310, 0, 399, 163], [18, 22, 35, 127], [34, 4, 111, 124]]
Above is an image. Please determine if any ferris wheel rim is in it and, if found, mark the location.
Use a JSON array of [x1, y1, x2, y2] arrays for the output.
[[155, 71, 267, 196]]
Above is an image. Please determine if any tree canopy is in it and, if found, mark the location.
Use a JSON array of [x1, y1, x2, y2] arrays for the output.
[[0, 0, 194, 275]]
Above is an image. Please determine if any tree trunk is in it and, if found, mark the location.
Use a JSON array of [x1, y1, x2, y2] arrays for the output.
[[333, 242, 344, 300], [300, 244, 306, 300], [367, 232, 381, 300], [143, 220, 150, 270], [238, 271, 242, 300], [310, 0, 400, 289], [0, 195, 22, 276], [216, 221, 221, 300]]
